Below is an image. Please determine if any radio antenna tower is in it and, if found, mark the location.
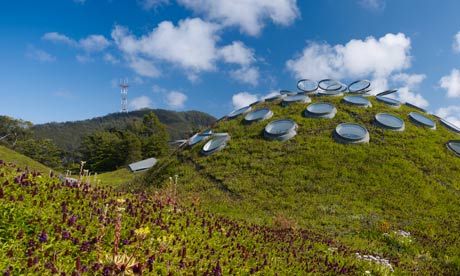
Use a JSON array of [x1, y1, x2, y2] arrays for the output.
[[119, 78, 129, 113]]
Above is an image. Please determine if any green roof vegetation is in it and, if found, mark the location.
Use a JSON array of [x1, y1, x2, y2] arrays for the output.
[[0, 145, 50, 173]]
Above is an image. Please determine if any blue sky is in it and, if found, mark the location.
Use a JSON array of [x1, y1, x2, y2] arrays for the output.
[[2, 0, 460, 126]]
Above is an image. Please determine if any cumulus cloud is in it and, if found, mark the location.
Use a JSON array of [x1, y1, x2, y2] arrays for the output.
[[453, 32, 460, 53], [390, 73, 429, 108], [230, 67, 260, 86], [436, 106, 460, 127], [26, 46, 56, 62], [127, 56, 161, 78], [232, 92, 258, 109], [286, 33, 411, 82], [140, 0, 169, 10], [165, 91, 188, 109], [103, 53, 119, 64], [440, 69, 460, 98], [177, 0, 299, 36], [219, 41, 255, 66], [359, 0, 385, 11], [75, 54, 94, 63], [129, 96, 153, 110], [42, 32, 110, 52]]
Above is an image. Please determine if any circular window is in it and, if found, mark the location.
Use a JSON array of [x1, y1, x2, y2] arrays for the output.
[[405, 102, 427, 113], [334, 123, 369, 143], [250, 99, 264, 107], [446, 140, 460, 156], [440, 118, 460, 134], [280, 90, 297, 96], [348, 80, 371, 93], [317, 90, 344, 97], [188, 129, 213, 146], [376, 96, 400, 107], [227, 106, 252, 119], [376, 89, 398, 97], [342, 96, 371, 107], [297, 79, 318, 92], [374, 113, 405, 131], [281, 94, 311, 106], [305, 102, 337, 118], [201, 134, 230, 155], [408, 112, 436, 129], [265, 94, 285, 102], [244, 108, 273, 123], [318, 79, 343, 91], [264, 119, 298, 141]]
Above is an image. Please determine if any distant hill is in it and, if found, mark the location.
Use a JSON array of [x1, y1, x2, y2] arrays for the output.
[[32, 109, 216, 153], [0, 145, 50, 173]]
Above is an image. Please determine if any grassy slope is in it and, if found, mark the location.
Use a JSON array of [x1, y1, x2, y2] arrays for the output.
[[0, 145, 50, 173], [146, 95, 460, 273], [96, 168, 139, 189]]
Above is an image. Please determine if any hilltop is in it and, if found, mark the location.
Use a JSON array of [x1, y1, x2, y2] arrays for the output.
[[141, 92, 460, 274], [32, 109, 216, 153]]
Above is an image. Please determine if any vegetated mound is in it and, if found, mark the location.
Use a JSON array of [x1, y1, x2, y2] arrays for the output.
[[144, 92, 460, 273], [32, 109, 216, 153], [0, 145, 50, 172], [0, 160, 368, 275]]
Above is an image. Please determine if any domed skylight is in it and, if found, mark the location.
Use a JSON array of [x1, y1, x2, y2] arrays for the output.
[[342, 95, 371, 108], [334, 123, 370, 144], [439, 118, 460, 134], [374, 113, 405, 131], [281, 94, 311, 106], [201, 133, 230, 155], [188, 129, 213, 146], [446, 140, 460, 156], [297, 79, 318, 93], [318, 79, 343, 91], [227, 106, 252, 119], [376, 96, 401, 108], [264, 119, 298, 141], [304, 102, 337, 118], [280, 90, 297, 96], [408, 112, 436, 129], [317, 90, 344, 97], [265, 94, 286, 102], [244, 108, 273, 123], [348, 80, 371, 94], [405, 102, 427, 113]]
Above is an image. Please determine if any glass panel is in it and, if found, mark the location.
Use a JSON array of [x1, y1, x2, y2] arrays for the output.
[[409, 112, 435, 128], [375, 113, 404, 129], [343, 96, 369, 105], [307, 103, 335, 115], [336, 123, 367, 140], [265, 119, 296, 135]]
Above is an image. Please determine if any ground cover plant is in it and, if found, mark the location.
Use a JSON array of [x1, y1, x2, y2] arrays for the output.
[[0, 160, 383, 275], [142, 94, 460, 274]]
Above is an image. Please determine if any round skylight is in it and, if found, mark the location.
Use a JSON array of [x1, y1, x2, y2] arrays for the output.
[[374, 113, 405, 131], [281, 94, 311, 106], [376, 96, 401, 108], [188, 129, 213, 146], [304, 102, 337, 118], [334, 123, 370, 144], [264, 119, 298, 141], [244, 108, 273, 123], [376, 89, 398, 96], [265, 94, 286, 102], [297, 79, 318, 92], [227, 106, 252, 119], [201, 134, 230, 155], [342, 95, 371, 108], [318, 79, 343, 91], [446, 140, 460, 156], [348, 80, 371, 93], [408, 112, 436, 129], [250, 99, 264, 107], [280, 90, 297, 96], [440, 118, 460, 134], [405, 102, 427, 113]]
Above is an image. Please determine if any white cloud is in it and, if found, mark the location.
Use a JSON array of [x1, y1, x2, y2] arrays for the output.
[[440, 69, 460, 98], [129, 96, 153, 110], [165, 91, 188, 109], [127, 56, 161, 78], [76, 54, 94, 63], [140, 0, 169, 10], [219, 41, 255, 66], [232, 92, 258, 109], [436, 106, 460, 127], [42, 32, 75, 46], [230, 66, 260, 85], [390, 73, 429, 108], [26, 46, 56, 62], [177, 0, 299, 36], [286, 33, 411, 84], [43, 32, 110, 52], [79, 35, 110, 52], [103, 53, 119, 64], [453, 32, 460, 53], [359, 0, 385, 11]]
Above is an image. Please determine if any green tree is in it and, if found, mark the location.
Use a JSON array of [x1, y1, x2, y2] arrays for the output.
[[0, 116, 33, 147], [80, 131, 124, 172], [139, 112, 170, 158], [14, 138, 62, 169]]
